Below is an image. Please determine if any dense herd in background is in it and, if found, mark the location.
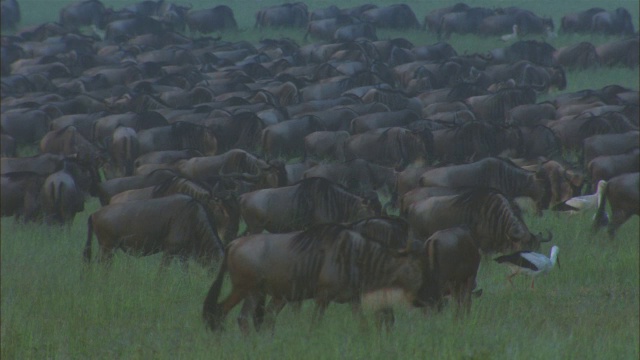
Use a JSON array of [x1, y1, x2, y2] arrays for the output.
[[1, 0, 638, 333]]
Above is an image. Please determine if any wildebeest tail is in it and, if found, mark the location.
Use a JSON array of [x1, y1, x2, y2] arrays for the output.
[[592, 181, 609, 232], [202, 252, 228, 331], [83, 215, 93, 263]]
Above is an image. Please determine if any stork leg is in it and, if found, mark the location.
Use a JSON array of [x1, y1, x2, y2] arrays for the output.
[[531, 278, 535, 289]]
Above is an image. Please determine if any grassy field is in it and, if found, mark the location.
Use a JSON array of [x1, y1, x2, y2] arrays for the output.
[[2, 200, 639, 359], [3, 0, 640, 359]]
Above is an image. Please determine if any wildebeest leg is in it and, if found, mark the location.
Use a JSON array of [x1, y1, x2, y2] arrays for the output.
[[374, 308, 395, 333], [238, 293, 260, 336], [608, 209, 631, 239], [252, 294, 266, 331], [289, 301, 303, 314], [263, 297, 287, 334], [311, 299, 329, 329]]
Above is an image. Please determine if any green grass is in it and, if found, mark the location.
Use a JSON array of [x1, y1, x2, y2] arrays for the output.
[[3, 0, 640, 358], [2, 199, 639, 359]]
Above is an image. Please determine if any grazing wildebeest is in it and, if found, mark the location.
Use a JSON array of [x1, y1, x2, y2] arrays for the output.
[[84, 194, 225, 269], [593, 172, 639, 238], [202, 224, 426, 334], [421, 226, 481, 316], [186, 6, 238, 34], [59, 0, 107, 29], [239, 177, 382, 234], [255, 2, 308, 28], [588, 149, 639, 192], [344, 127, 428, 170], [419, 157, 576, 214], [407, 188, 551, 254], [108, 175, 240, 243], [1, 172, 46, 222]]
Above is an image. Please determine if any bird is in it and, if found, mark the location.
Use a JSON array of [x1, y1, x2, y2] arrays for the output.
[[559, 180, 608, 217], [494, 246, 560, 289], [501, 24, 519, 42]]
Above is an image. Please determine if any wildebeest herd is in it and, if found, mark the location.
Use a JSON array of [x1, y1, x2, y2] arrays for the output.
[[1, 0, 638, 334]]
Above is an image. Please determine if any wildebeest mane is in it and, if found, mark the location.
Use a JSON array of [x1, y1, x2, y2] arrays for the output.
[[349, 216, 409, 249], [292, 177, 368, 227], [152, 176, 212, 200]]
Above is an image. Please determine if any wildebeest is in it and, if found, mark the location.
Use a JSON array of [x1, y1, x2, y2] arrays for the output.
[[344, 127, 428, 170], [255, 2, 308, 28], [407, 188, 551, 254], [553, 42, 600, 70], [593, 172, 639, 238], [1, 172, 45, 222], [590, 8, 635, 36], [582, 131, 640, 167], [560, 8, 605, 33], [239, 177, 381, 234], [1, 0, 21, 30], [360, 4, 420, 29], [108, 175, 240, 243], [202, 224, 425, 334], [186, 5, 237, 34], [59, 0, 107, 29], [84, 194, 225, 268], [596, 37, 639, 69], [419, 158, 555, 212], [40, 165, 85, 226], [588, 149, 639, 192], [303, 159, 397, 196], [421, 226, 481, 316]]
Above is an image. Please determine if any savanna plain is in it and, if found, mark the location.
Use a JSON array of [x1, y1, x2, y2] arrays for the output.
[[2, 0, 639, 359]]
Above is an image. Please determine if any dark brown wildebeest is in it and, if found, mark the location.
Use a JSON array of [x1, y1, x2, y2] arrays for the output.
[[0, 153, 67, 175], [84, 194, 225, 269], [108, 175, 240, 243], [360, 4, 420, 29], [59, 0, 107, 29], [202, 224, 425, 334], [348, 216, 409, 249], [239, 177, 381, 234], [1, 0, 20, 30], [590, 8, 635, 36], [261, 115, 327, 160], [560, 8, 605, 33], [40, 165, 85, 226], [107, 126, 139, 178], [421, 226, 481, 316], [593, 172, 639, 238], [419, 158, 547, 211], [255, 2, 308, 28], [582, 131, 640, 167], [344, 127, 427, 170], [133, 149, 202, 170], [304, 131, 350, 161], [1, 134, 17, 157], [588, 149, 639, 192], [1, 172, 45, 222], [423, 3, 470, 32], [553, 42, 600, 70], [175, 149, 286, 190], [596, 37, 639, 69], [303, 159, 397, 197], [186, 6, 237, 34], [407, 188, 551, 254], [95, 168, 177, 205], [137, 122, 218, 157], [39, 126, 103, 166]]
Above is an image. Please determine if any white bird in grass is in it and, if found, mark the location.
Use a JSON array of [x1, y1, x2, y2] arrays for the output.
[[556, 180, 608, 220], [501, 24, 518, 42], [494, 246, 560, 289]]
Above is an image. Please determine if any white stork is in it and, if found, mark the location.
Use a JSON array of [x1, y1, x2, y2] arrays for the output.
[[494, 246, 560, 289], [556, 180, 608, 220], [501, 24, 519, 42]]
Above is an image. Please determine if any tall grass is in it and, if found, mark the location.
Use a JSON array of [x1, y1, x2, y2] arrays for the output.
[[2, 0, 639, 358], [2, 199, 639, 359]]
